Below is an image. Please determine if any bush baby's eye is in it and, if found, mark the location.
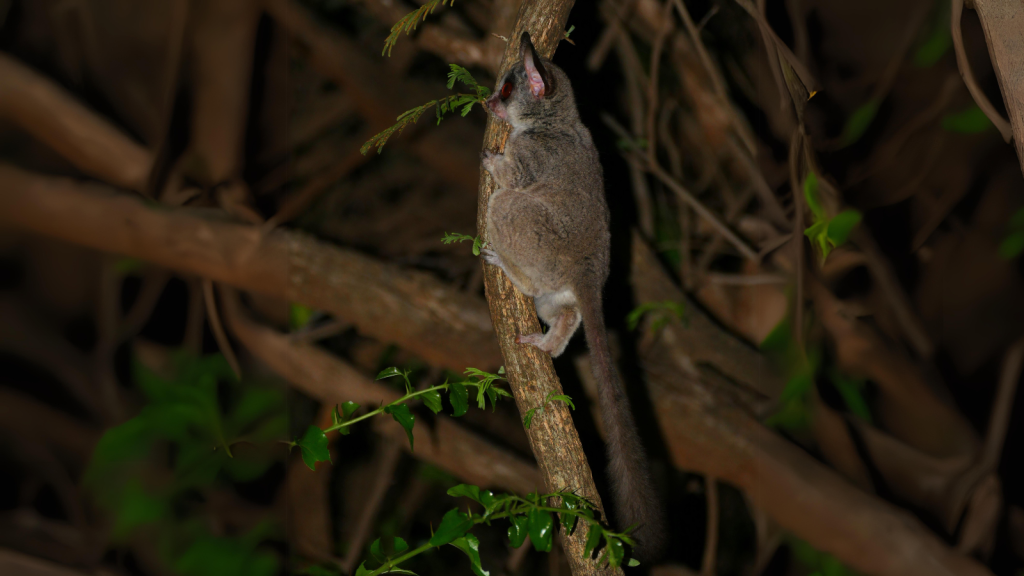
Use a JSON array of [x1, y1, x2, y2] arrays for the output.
[[500, 82, 513, 99]]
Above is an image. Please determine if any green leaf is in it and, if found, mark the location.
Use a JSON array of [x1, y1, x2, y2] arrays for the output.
[[290, 303, 316, 330], [527, 508, 554, 552], [174, 443, 227, 489], [333, 401, 360, 435], [605, 537, 625, 568], [111, 480, 167, 539], [450, 534, 489, 576], [421, 389, 443, 414], [384, 404, 415, 450], [827, 209, 862, 246], [484, 386, 499, 411], [115, 257, 145, 275], [447, 484, 482, 502], [942, 106, 992, 133], [370, 536, 408, 563], [471, 237, 483, 256], [449, 381, 469, 417], [174, 531, 278, 576], [914, 6, 951, 67], [394, 536, 410, 555], [342, 401, 360, 419], [1000, 209, 1024, 259], [626, 301, 685, 331], [507, 515, 529, 548], [441, 232, 475, 246], [370, 538, 386, 562], [558, 498, 579, 535], [296, 425, 331, 471], [547, 393, 575, 411], [832, 373, 872, 423], [429, 508, 473, 546], [803, 172, 825, 221], [841, 100, 880, 146], [355, 563, 371, 576], [377, 367, 413, 393], [583, 522, 603, 557], [523, 407, 540, 429], [1000, 231, 1024, 260], [628, 558, 641, 567]]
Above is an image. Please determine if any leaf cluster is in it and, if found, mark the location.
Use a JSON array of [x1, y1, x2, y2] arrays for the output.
[[802, 172, 862, 265], [306, 484, 639, 576], [291, 366, 510, 470], [382, 0, 454, 57], [998, 207, 1024, 260], [84, 351, 285, 574], [626, 300, 686, 332], [761, 319, 872, 431], [523, 390, 575, 429], [441, 231, 484, 256], [361, 65, 491, 155]]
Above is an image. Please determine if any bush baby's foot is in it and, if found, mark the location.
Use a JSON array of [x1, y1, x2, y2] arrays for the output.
[[516, 333, 556, 355], [481, 248, 503, 267]]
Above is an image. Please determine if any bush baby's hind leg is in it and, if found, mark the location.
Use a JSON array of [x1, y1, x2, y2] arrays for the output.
[[517, 305, 581, 357]]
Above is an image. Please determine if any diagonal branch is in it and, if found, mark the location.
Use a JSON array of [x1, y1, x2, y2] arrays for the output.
[[219, 287, 542, 495], [630, 234, 991, 576], [0, 163, 501, 372]]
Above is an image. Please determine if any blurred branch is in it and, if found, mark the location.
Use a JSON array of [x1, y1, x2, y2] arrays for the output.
[[0, 387, 99, 467], [968, 0, 1024, 176], [219, 287, 541, 495], [0, 52, 152, 191], [0, 298, 106, 423], [0, 164, 501, 371], [602, 113, 759, 261], [350, 0, 496, 72], [950, 0, 1013, 143], [630, 235, 991, 576], [0, 548, 94, 576]]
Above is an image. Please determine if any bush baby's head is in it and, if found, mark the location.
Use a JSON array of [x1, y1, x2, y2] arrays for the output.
[[485, 32, 577, 128]]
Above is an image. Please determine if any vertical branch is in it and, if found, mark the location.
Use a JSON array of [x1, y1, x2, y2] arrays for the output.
[[789, 130, 804, 348], [474, 2, 622, 574]]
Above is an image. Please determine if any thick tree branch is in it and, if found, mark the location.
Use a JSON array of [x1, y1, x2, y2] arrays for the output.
[[0, 164, 501, 372], [0, 52, 152, 191]]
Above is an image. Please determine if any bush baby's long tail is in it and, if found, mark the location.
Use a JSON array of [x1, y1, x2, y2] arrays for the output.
[[578, 290, 666, 562]]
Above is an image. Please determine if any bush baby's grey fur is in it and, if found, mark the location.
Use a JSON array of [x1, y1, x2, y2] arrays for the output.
[[481, 32, 666, 562]]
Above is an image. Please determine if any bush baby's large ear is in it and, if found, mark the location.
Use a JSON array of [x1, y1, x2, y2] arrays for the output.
[[519, 32, 550, 98]]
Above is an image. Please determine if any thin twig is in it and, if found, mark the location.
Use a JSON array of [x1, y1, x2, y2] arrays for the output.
[[341, 440, 403, 575], [602, 113, 758, 260], [202, 279, 241, 380], [288, 318, 351, 345], [979, 336, 1024, 471], [645, 1, 674, 167], [707, 273, 787, 285], [789, 130, 805, 348], [701, 476, 719, 576]]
